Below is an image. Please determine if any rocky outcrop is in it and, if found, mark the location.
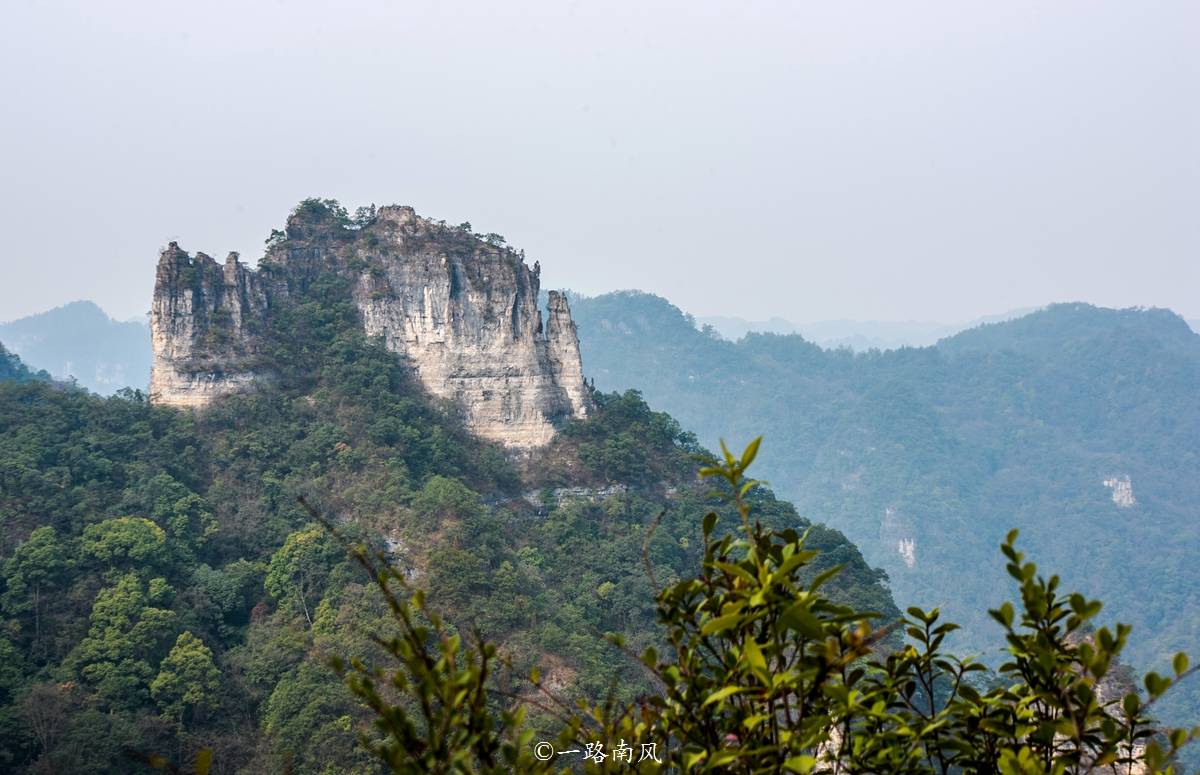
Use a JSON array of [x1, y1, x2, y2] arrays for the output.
[[149, 203, 592, 448], [150, 247, 267, 408]]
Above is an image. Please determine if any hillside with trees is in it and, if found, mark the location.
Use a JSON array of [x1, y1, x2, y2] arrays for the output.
[[570, 291, 1200, 735], [0, 246, 895, 773]]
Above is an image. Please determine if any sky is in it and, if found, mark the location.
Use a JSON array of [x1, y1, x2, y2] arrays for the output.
[[1, 0, 1196, 324]]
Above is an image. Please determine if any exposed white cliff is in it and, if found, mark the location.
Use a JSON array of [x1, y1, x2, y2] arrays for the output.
[[150, 247, 267, 408], [149, 204, 592, 448], [880, 505, 918, 570], [1102, 475, 1136, 508]]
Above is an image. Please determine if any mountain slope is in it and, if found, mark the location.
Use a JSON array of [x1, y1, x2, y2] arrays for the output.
[[0, 206, 896, 774], [571, 291, 1200, 725], [698, 309, 1032, 350], [0, 301, 150, 394]]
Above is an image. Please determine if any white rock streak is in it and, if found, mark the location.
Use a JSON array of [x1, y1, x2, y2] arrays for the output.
[[1102, 475, 1136, 508]]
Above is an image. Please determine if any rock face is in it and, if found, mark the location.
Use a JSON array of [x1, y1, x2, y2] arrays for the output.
[[1102, 475, 1136, 508], [149, 203, 592, 448], [879, 506, 918, 570], [150, 246, 267, 408]]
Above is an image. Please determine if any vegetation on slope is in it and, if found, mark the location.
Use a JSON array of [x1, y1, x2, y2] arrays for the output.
[[0, 204, 895, 773], [336, 445, 1198, 774], [569, 291, 1200, 743]]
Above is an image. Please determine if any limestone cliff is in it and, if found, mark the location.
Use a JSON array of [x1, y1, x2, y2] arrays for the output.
[[150, 203, 592, 448], [150, 246, 266, 407]]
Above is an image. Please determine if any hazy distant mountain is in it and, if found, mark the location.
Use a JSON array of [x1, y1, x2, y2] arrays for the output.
[[698, 309, 1034, 350], [572, 291, 1200, 727], [0, 301, 150, 394]]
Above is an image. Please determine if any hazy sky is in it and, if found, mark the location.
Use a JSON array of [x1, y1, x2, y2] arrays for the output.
[[1, 0, 1196, 324]]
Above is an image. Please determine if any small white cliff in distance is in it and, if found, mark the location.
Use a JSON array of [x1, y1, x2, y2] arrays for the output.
[[1102, 475, 1136, 508]]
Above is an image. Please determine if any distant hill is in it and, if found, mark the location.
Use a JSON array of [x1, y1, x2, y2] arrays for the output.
[[571, 291, 1200, 728], [698, 309, 1033, 350], [0, 301, 150, 394]]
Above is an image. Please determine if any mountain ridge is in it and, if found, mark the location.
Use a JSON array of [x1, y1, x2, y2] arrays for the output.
[[0, 300, 150, 394], [568, 289, 1200, 730]]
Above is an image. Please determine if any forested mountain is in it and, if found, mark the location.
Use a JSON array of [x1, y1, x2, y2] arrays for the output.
[[0, 301, 151, 395], [571, 291, 1200, 728], [697, 309, 1031, 350], [0, 211, 895, 773]]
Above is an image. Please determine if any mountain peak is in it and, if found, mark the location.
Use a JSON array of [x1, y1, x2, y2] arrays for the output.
[[937, 302, 1198, 357], [150, 200, 592, 448]]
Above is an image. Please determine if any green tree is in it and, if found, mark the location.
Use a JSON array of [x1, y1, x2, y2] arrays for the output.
[[81, 516, 168, 570], [151, 631, 221, 727], [262, 661, 375, 775], [410, 476, 483, 524], [265, 524, 340, 627], [135, 473, 218, 558], [69, 572, 177, 708], [2, 526, 69, 653]]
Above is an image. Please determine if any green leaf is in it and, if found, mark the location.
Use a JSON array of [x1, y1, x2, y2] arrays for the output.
[[702, 511, 718, 537], [990, 602, 1015, 629], [780, 602, 824, 639], [703, 685, 745, 706], [1174, 652, 1189, 676], [906, 606, 929, 622], [701, 613, 743, 636], [774, 551, 819, 580], [784, 754, 816, 773], [743, 713, 770, 730], [1145, 671, 1171, 698], [713, 561, 757, 585], [709, 749, 739, 767], [742, 637, 767, 672], [741, 437, 762, 469]]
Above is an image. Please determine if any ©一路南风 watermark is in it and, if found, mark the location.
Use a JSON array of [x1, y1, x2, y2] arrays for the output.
[[533, 739, 661, 766]]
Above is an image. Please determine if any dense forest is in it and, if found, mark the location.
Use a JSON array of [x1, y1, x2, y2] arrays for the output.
[[0, 267, 895, 772], [2, 202, 1194, 770], [570, 291, 1200, 737]]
